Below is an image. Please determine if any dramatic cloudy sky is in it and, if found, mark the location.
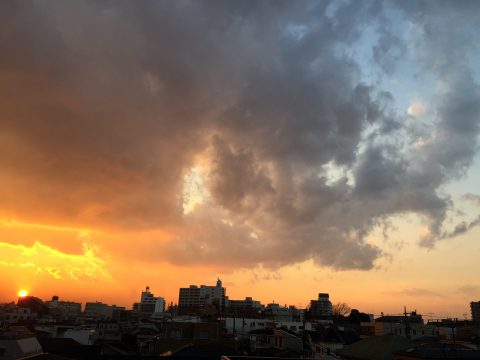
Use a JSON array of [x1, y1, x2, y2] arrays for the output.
[[1, 0, 479, 317]]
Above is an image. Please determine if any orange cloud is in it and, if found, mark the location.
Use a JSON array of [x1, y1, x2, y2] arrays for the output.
[[0, 218, 96, 235]]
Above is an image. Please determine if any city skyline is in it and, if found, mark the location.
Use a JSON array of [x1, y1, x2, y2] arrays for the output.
[[6, 278, 477, 321], [1, 1, 480, 320]]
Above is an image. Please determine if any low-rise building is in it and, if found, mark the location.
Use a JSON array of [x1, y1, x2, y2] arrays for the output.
[[0, 305, 37, 325], [45, 295, 81, 321], [64, 328, 98, 345], [249, 328, 303, 355], [97, 321, 121, 341], [226, 297, 264, 318], [308, 326, 360, 359], [133, 286, 165, 319], [375, 320, 438, 339], [84, 301, 125, 320], [224, 317, 312, 336], [265, 303, 303, 322], [225, 317, 269, 336], [163, 321, 222, 341]]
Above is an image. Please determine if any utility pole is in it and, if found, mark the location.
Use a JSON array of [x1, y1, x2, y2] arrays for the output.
[[404, 306, 411, 340]]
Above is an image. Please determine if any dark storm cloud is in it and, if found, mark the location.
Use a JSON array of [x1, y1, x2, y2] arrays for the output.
[[209, 136, 274, 213], [1, 0, 479, 270]]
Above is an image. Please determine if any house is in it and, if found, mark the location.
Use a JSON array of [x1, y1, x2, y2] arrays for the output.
[[249, 327, 303, 356], [309, 326, 360, 358], [0, 329, 43, 360]]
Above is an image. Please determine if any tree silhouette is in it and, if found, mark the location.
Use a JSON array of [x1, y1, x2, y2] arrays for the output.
[[332, 302, 351, 317]]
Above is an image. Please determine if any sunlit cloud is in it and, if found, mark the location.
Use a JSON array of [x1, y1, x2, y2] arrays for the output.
[[0, 241, 110, 281], [182, 166, 210, 215], [407, 98, 427, 117]]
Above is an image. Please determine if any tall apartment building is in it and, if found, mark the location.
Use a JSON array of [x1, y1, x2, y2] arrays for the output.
[[178, 278, 226, 315], [309, 293, 333, 319], [471, 301, 480, 324]]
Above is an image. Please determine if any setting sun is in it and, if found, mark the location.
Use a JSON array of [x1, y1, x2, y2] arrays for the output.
[[18, 290, 27, 297]]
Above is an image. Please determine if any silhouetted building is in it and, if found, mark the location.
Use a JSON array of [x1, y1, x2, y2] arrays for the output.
[[163, 321, 222, 341], [0, 304, 37, 324], [178, 278, 226, 315], [178, 285, 201, 315], [84, 301, 124, 320], [308, 326, 360, 357], [375, 312, 437, 339], [132, 286, 165, 318], [265, 303, 303, 322], [45, 296, 81, 321], [471, 301, 480, 325], [227, 297, 264, 318], [249, 328, 303, 356], [228, 297, 263, 311], [374, 321, 437, 339], [376, 311, 424, 325], [310, 293, 333, 319]]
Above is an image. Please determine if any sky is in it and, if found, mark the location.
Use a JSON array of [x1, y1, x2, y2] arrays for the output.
[[0, 0, 479, 319]]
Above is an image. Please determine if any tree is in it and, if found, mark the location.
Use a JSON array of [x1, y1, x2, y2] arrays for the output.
[[348, 309, 372, 324], [332, 302, 351, 317]]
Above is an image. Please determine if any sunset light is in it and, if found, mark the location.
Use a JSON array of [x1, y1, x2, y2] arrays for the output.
[[1, 1, 480, 357]]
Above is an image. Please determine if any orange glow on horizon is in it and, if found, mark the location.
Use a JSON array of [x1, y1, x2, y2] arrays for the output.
[[0, 214, 478, 319]]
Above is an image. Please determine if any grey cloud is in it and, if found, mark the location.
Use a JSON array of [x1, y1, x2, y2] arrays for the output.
[[440, 215, 480, 239], [373, 33, 406, 75], [263, 272, 282, 281], [1, 1, 479, 272], [463, 193, 480, 205], [458, 285, 480, 295], [209, 136, 274, 213], [386, 287, 444, 298]]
